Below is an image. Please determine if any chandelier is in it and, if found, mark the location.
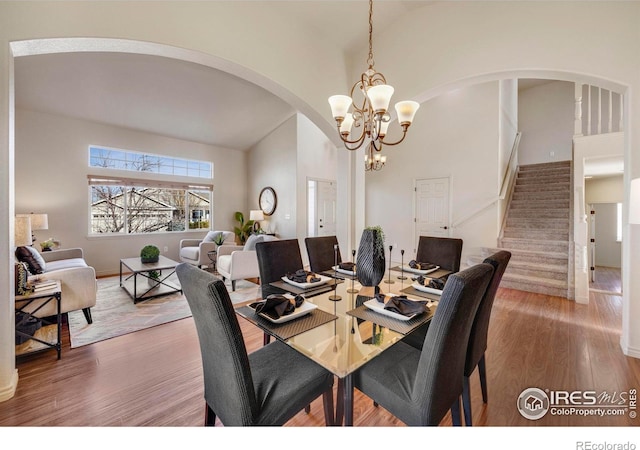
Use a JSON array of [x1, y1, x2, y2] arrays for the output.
[[328, 0, 419, 171]]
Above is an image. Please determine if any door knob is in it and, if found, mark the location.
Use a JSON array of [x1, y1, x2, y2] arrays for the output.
[[440, 226, 448, 230]]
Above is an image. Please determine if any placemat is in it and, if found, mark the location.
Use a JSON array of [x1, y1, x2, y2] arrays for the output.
[[399, 286, 443, 301], [236, 305, 338, 341], [269, 278, 343, 297], [346, 304, 434, 335], [390, 266, 452, 280], [319, 270, 357, 281]]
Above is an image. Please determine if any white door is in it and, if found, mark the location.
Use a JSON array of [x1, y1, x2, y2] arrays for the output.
[[317, 180, 337, 237], [414, 177, 450, 252]]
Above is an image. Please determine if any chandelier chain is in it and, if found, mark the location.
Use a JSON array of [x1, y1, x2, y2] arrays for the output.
[[367, 0, 375, 69]]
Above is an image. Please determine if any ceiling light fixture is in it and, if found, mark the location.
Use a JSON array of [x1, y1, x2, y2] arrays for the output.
[[328, 0, 419, 172]]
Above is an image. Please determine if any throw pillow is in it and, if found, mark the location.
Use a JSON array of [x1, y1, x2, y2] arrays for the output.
[[203, 231, 222, 243], [243, 234, 265, 251], [15, 246, 46, 274]]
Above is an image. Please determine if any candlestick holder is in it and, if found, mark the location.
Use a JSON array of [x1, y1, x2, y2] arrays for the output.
[[329, 244, 342, 301], [347, 249, 358, 293], [398, 249, 407, 280], [384, 244, 395, 284]]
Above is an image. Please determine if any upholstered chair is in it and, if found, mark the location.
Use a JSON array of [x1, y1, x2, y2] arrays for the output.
[[217, 234, 278, 291], [305, 236, 342, 273], [415, 235, 464, 273], [351, 263, 494, 426], [179, 230, 235, 268], [462, 250, 511, 426], [176, 263, 335, 426]]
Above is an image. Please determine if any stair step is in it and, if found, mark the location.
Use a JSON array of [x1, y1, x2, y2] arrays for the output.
[[506, 260, 568, 281], [481, 247, 568, 266], [512, 191, 569, 201], [505, 217, 570, 230], [517, 167, 571, 179], [508, 208, 569, 219], [510, 199, 570, 209], [519, 161, 571, 171], [502, 229, 569, 240], [516, 174, 571, 185], [514, 182, 570, 193], [498, 238, 569, 253], [500, 275, 569, 298]]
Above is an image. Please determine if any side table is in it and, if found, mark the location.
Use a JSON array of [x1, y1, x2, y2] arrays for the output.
[[15, 281, 62, 360], [207, 249, 217, 272]]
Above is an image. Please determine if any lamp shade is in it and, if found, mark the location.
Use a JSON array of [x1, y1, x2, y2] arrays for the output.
[[17, 213, 48, 230], [395, 101, 420, 125], [366, 84, 394, 113], [15, 216, 32, 247], [250, 210, 265, 222], [328, 95, 352, 119], [630, 178, 640, 224], [339, 113, 355, 136]]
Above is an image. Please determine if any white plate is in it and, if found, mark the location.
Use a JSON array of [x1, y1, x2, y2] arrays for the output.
[[332, 265, 356, 276], [400, 264, 440, 275], [412, 283, 444, 296], [253, 296, 318, 324], [281, 274, 331, 289], [364, 298, 423, 322]]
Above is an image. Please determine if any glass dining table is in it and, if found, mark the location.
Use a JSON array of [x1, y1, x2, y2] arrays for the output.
[[235, 266, 449, 426]]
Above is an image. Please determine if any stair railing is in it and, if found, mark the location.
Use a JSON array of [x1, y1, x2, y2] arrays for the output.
[[452, 132, 521, 229]]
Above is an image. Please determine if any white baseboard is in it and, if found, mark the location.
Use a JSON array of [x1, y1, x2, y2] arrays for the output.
[[0, 369, 19, 403], [620, 339, 640, 359]]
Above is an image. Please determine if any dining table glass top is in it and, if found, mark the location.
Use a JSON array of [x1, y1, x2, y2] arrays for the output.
[[237, 268, 443, 379]]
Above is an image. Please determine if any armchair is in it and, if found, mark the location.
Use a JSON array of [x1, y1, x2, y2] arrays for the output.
[[179, 230, 235, 268], [216, 234, 278, 291]]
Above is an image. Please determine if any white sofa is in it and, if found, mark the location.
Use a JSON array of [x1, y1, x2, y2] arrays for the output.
[[24, 248, 97, 324], [179, 230, 235, 268], [217, 234, 278, 291]]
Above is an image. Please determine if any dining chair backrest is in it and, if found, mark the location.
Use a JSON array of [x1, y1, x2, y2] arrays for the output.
[[412, 262, 494, 425], [255, 238, 304, 285], [176, 263, 258, 425], [464, 250, 511, 376], [305, 236, 342, 273], [415, 236, 463, 273]]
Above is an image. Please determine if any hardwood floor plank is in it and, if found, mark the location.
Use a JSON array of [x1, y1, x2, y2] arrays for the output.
[[1, 274, 639, 428]]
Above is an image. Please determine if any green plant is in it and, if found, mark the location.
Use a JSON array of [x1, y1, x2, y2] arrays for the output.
[[233, 211, 254, 244], [148, 270, 160, 280], [40, 238, 55, 251], [140, 245, 160, 262], [213, 233, 225, 246], [365, 225, 385, 258]]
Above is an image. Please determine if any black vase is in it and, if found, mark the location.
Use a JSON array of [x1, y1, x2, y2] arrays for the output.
[[356, 229, 386, 290]]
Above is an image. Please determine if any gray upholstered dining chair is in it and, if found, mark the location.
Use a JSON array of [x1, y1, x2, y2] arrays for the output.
[[305, 235, 342, 273], [256, 239, 305, 299], [415, 235, 464, 273], [351, 262, 494, 426], [462, 250, 511, 426], [176, 263, 335, 426]]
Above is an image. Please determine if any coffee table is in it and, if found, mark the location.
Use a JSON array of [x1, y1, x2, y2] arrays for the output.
[[120, 255, 182, 303]]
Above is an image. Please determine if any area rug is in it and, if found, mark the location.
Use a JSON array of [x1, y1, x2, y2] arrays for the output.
[[67, 273, 260, 348]]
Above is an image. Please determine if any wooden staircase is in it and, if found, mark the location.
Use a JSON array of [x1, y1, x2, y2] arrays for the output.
[[475, 160, 572, 298]]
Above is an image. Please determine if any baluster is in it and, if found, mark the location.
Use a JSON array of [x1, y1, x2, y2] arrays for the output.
[[587, 84, 592, 136], [608, 89, 613, 133], [574, 83, 583, 137], [619, 93, 624, 132], [597, 87, 602, 135]]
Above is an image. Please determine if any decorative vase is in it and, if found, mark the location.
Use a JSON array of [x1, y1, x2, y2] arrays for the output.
[[356, 228, 386, 292]]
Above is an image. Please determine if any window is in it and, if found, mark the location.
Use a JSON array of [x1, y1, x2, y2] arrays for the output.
[[617, 202, 622, 242], [88, 146, 213, 235], [89, 146, 212, 178]]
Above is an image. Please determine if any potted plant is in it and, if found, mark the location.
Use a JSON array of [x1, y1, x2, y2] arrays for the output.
[[213, 233, 225, 246], [147, 269, 160, 288], [140, 245, 160, 263], [233, 211, 254, 245], [356, 225, 386, 294], [40, 238, 55, 252]]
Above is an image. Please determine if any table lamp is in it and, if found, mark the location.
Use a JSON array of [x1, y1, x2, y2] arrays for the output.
[[250, 210, 264, 233], [16, 212, 48, 243], [14, 215, 33, 247]]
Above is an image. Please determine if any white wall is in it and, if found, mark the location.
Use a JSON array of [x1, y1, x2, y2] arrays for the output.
[[592, 203, 622, 269], [247, 114, 297, 239], [518, 81, 574, 165], [586, 174, 624, 204], [365, 81, 500, 266], [15, 108, 246, 276]]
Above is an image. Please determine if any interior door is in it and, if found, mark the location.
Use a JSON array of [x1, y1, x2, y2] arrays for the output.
[[414, 177, 450, 252], [316, 180, 337, 237]]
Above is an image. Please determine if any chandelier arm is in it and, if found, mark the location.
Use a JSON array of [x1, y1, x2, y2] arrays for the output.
[[379, 129, 409, 147], [337, 125, 368, 148]]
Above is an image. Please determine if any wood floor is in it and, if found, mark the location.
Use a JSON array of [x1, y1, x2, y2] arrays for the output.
[[2, 271, 639, 429]]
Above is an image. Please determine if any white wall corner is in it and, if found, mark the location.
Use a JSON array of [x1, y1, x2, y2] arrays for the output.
[[620, 338, 640, 359]]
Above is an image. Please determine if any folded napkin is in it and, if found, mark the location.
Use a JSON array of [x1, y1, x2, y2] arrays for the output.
[[415, 275, 446, 290], [408, 260, 437, 271], [338, 261, 356, 271], [287, 269, 321, 284], [374, 293, 429, 317], [250, 294, 305, 320]]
